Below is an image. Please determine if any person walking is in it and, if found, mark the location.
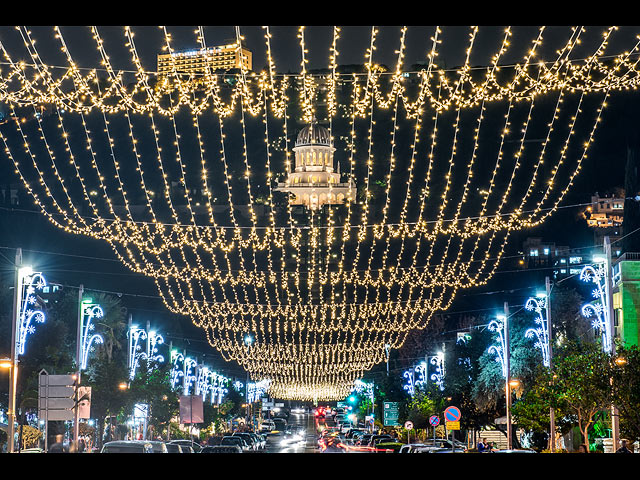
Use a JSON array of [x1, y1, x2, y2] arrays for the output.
[[616, 439, 632, 453]]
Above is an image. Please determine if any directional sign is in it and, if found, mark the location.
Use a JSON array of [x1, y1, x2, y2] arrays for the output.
[[429, 415, 440, 427], [444, 406, 461, 422], [383, 402, 400, 426], [38, 371, 76, 422]]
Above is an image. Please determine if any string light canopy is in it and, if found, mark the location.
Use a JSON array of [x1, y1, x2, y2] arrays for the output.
[[0, 25, 637, 400]]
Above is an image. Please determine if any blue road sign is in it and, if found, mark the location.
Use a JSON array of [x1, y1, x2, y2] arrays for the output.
[[429, 415, 440, 426], [444, 406, 461, 422]]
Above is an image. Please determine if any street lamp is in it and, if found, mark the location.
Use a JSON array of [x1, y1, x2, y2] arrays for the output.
[[8, 253, 47, 453], [244, 335, 254, 427]]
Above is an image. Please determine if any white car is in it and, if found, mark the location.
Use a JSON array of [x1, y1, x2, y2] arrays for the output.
[[261, 419, 276, 432]]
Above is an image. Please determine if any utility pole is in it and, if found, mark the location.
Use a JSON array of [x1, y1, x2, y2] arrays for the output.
[[546, 276, 556, 453], [8, 248, 22, 453], [74, 284, 84, 451], [604, 236, 620, 451], [504, 301, 512, 450]]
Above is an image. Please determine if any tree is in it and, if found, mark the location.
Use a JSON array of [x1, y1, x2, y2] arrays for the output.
[[547, 342, 614, 448], [611, 344, 640, 442]]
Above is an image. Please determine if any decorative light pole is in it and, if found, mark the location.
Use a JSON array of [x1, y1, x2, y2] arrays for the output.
[[183, 357, 198, 396], [525, 277, 556, 451], [78, 301, 104, 371], [580, 256, 613, 353], [524, 291, 550, 367], [429, 352, 445, 391], [244, 334, 254, 426], [488, 314, 508, 379], [581, 238, 619, 451], [488, 303, 513, 449], [170, 350, 185, 390], [128, 324, 147, 381], [402, 369, 416, 397], [127, 319, 164, 381], [8, 248, 47, 453]]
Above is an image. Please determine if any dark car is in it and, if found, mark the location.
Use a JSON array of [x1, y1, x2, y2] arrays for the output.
[[221, 436, 251, 452], [368, 435, 393, 447], [101, 441, 153, 453], [168, 440, 200, 453], [165, 443, 183, 453], [232, 432, 257, 451], [201, 445, 242, 453]]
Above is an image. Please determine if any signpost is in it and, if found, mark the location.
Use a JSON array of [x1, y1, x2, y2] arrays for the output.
[[383, 402, 400, 427], [444, 406, 462, 452], [38, 370, 76, 452], [429, 415, 440, 444], [404, 421, 414, 444]]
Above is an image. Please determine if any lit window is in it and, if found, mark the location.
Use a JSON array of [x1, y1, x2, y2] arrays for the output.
[[530, 249, 539, 256]]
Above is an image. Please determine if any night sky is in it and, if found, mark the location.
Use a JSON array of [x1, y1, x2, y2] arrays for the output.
[[2, 25, 640, 378]]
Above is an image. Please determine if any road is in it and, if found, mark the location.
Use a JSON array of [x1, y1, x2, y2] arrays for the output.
[[263, 411, 320, 453]]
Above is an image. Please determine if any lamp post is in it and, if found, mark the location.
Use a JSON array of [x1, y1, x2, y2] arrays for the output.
[[581, 237, 619, 450], [8, 249, 47, 453], [488, 303, 512, 449], [244, 334, 254, 427], [525, 277, 555, 451]]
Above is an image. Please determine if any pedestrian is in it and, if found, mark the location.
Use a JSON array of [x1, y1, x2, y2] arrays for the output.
[[616, 439, 632, 453], [48, 434, 68, 453], [477, 438, 487, 452]]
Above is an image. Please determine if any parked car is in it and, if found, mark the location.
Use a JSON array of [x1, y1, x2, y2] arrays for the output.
[[168, 440, 200, 453], [272, 418, 287, 432], [251, 432, 267, 450], [165, 443, 183, 453], [146, 441, 168, 453], [368, 435, 393, 447], [221, 435, 251, 452], [232, 432, 258, 451], [101, 441, 154, 453], [261, 419, 276, 432], [201, 445, 242, 453]]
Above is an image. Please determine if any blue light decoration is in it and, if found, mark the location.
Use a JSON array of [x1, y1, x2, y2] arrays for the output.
[[488, 315, 508, 378], [429, 353, 445, 391], [128, 326, 147, 380], [524, 293, 550, 367], [580, 261, 613, 353], [353, 379, 374, 403], [170, 351, 184, 390], [195, 365, 211, 401], [79, 303, 104, 370], [248, 380, 270, 403], [128, 326, 165, 380], [183, 357, 198, 396], [210, 372, 229, 405], [403, 370, 416, 397], [233, 380, 244, 392], [402, 361, 429, 397], [16, 268, 47, 356]]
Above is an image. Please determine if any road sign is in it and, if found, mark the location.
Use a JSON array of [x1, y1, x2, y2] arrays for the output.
[[404, 421, 414, 430], [38, 371, 75, 422], [179, 395, 204, 424], [446, 421, 460, 430], [444, 406, 461, 422], [383, 402, 400, 426], [429, 415, 440, 427]]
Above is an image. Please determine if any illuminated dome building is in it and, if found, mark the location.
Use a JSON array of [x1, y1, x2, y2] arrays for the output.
[[276, 118, 355, 210]]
